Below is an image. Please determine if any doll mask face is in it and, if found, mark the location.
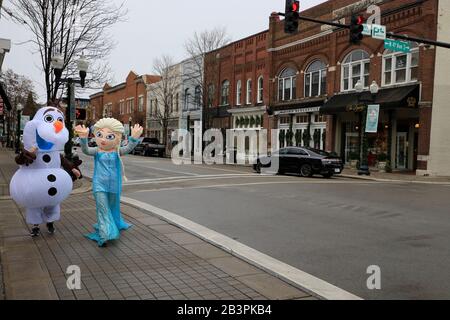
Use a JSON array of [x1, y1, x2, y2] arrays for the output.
[[95, 128, 122, 152]]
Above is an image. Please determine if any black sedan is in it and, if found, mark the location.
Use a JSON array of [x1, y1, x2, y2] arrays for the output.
[[254, 147, 344, 178]]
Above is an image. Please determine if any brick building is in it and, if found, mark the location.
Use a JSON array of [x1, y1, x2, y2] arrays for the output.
[[204, 31, 270, 135], [206, 0, 440, 174], [89, 71, 160, 135]]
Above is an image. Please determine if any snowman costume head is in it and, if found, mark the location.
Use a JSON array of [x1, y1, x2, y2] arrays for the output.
[[9, 106, 74, 226], [23, 107, 69, 152]]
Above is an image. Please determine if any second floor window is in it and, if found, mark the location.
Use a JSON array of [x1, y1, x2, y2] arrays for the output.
[[194, 86, 201, 108], [257, 76, 263, 103], [383, 43, 419, 86], [341, 50, 370, 91], [184, 88, 190, 110], [305, 60, 327, 97], [138, 96, 144, 112], [246, 79, 252, 105], [207, 84, 214, 107], [236, 80, 242, 105], [278, 68, 297, 101], [221, 80, 230, 106]]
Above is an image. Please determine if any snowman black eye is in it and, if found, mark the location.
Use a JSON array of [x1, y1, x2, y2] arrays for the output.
[[44, 115, 54, 123], [57, 117, 64, 122]]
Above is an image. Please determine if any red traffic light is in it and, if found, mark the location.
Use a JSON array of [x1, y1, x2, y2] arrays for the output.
[[357, 16, 364, 25], [292, 1, 299, 12]]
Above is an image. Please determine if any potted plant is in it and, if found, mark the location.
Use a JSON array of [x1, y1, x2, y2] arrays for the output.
[[302, 130, 312, 148], [377, 153, 388, 172], [279, 130, 286, 148], [349, 151, 359, 169], [295, 130, 302, 146]]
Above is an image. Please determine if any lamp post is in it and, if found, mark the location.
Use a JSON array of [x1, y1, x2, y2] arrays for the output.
[[355, 80, 379, 176], [51, 54, 89, 160], [15, 103, 23, 154]]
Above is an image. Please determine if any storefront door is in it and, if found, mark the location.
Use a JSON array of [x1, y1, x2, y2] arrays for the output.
[[396, 132, 408, 169], [345, 133, 359, 163]]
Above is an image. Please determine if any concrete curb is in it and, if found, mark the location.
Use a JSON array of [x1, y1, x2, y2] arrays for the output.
[[121, 196, 362, 301], [340, 174, 450, 185]]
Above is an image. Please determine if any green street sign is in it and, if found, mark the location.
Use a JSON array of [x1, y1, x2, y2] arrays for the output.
[[384, 39, 411, 53]]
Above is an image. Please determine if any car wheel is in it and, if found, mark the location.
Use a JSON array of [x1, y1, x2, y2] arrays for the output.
[[300, 164, 313, 177]]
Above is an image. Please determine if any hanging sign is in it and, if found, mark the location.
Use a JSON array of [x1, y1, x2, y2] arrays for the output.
[[366, 104, 380, 133]]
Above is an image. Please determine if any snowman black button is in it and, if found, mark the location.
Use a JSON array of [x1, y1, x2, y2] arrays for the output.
[[43, 154, 51, 163], [47, 175, 56, 182], [48, 187, 58, 196]]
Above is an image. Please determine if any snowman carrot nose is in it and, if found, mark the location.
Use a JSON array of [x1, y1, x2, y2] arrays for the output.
[[54, 120, 64, 133]]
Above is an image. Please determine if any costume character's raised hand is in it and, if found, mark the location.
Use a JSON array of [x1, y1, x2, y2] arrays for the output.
[[131, 124, 143, 139], [75, 125, 89, 138]]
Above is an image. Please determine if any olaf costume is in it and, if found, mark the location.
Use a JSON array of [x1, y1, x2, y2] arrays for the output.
[[9, 107, 81, 226]]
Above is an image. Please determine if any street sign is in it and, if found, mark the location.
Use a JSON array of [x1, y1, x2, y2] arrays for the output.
[[362, 24, 372, 36], [371, 24, 386, 40], [366, 105, 380, 133], [384, 39, 411, 53]]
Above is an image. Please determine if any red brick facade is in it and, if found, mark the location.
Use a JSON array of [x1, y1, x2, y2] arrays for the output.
[[89, 71, 160, 134], [205, 0, 438, 171]]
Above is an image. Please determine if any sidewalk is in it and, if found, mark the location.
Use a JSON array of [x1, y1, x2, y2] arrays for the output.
[[341, 168, 450, 184], [0, 149, 315, 300]]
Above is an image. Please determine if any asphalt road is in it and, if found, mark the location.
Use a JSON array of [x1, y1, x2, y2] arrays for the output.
[[77, 149, 450, 300]]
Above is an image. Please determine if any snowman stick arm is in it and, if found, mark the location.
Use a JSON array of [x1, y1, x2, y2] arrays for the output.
[[60, 154, 83, 181], [15, 148, 37, 166]]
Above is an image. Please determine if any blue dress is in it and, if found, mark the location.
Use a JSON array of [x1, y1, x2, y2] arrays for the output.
[[80, 137, 139, 246]]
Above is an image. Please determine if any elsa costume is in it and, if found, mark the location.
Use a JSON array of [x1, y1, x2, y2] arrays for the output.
[[80, 137, 140, 246]]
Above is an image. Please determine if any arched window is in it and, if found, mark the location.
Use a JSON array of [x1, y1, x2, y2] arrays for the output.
[[236, 80, 242, 105], [194, 86, 201, 108], [221, 80, 230, 105], [246, 79, 252, 104], [257, 76, 264, 103], [304, 60, 327, 97], [207, 84, 214, 107], [382, 43, 419, 86], [278, 68, 297, 101], [184, 88, 190, 110], [341, 50, 370, 91]]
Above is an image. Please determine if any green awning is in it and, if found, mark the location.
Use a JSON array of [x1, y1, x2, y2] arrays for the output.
[[321, 84, 420, 114]]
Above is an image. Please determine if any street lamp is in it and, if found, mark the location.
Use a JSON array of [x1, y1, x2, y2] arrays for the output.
[[15, 103, 24, 154], [51, 53, 89, 160], [355, 80, 379, 176]]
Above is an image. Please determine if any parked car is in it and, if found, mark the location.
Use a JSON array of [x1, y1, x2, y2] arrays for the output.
[[133, 137, 165, 157], [254, 147, 343, 178]]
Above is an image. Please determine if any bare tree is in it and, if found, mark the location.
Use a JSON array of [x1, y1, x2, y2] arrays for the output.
[[0, 69, 36, 107], [183, 27, 231, 130], [149, 55, 181, 149], [5, 0, 126, 103]]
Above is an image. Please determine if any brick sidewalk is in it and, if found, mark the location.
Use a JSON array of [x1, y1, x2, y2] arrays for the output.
[[0, 149, 314, 300]]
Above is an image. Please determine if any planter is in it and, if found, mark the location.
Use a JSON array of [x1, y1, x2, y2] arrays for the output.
[[349, 160, 359, 169], [377, 161, 387, 172]]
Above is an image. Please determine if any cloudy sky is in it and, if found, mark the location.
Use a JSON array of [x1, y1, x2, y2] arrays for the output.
[[0, 0, 327, 103]]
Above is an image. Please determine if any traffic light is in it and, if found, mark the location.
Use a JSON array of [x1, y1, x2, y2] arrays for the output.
[[75, 108, 86, 121], [349, 15, 364, 45], [284, 0, 300, 34]]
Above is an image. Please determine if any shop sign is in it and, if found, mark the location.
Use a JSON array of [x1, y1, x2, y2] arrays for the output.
[[274, 107, 321, 116], [366, 104, 380, 133]]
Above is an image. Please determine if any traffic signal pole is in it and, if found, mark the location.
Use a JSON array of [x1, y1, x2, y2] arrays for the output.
[[278, 12, 450, 49]]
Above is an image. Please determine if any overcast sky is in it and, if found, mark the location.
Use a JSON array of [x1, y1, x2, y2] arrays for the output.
[[0, 0, 327, 103]]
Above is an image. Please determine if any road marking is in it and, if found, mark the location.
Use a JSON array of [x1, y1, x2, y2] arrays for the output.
[[121, 197, 362, 300], [132, 180, 374, 193], [124, 174, 258, 185]]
